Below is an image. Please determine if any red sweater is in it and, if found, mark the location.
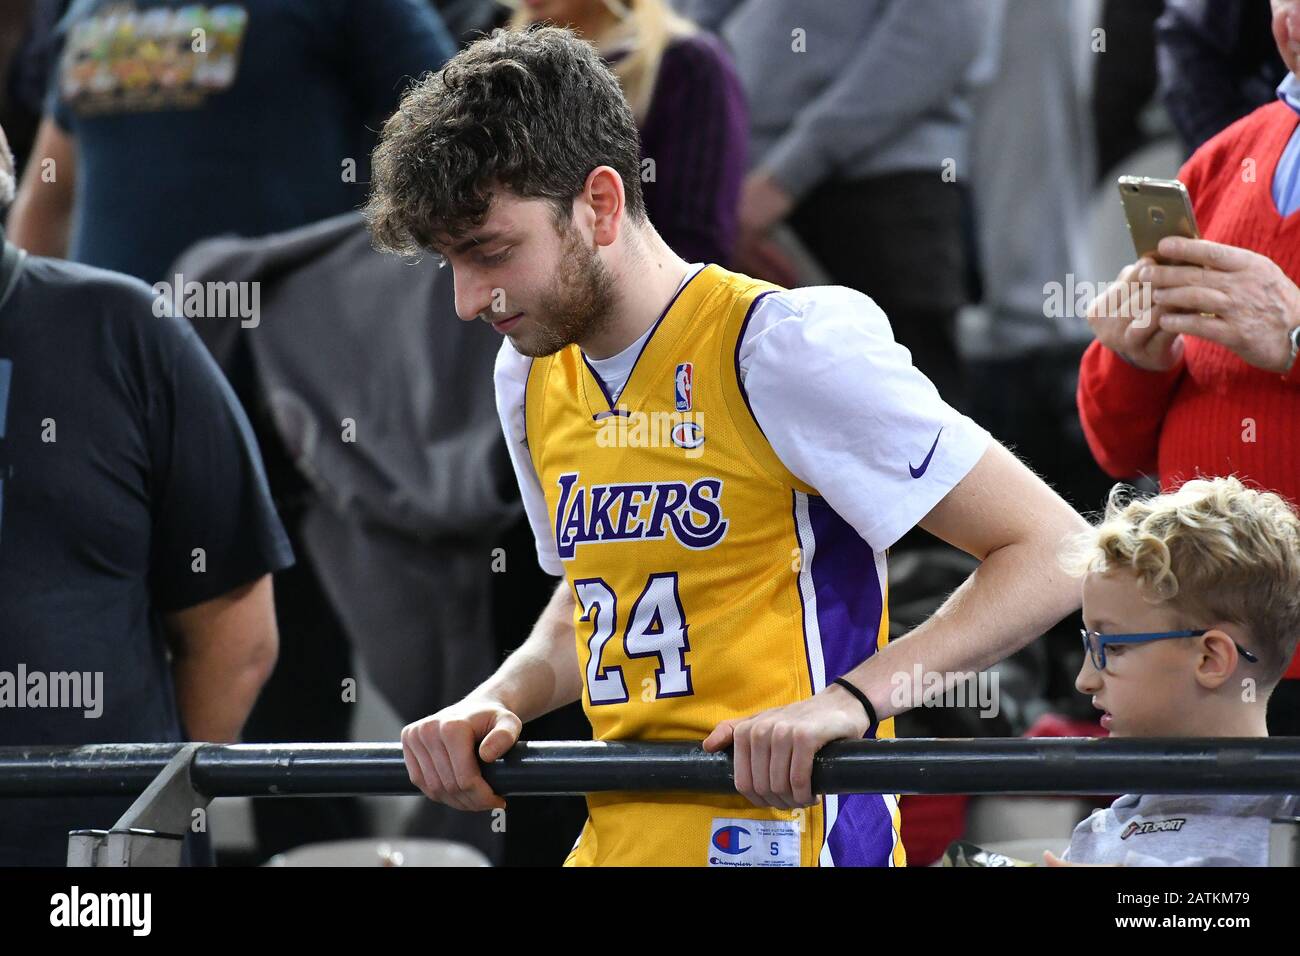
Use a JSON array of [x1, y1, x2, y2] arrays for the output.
[[1077, 101, 1300, 680]]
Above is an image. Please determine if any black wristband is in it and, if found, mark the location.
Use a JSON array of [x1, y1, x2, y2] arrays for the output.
[[832, 677, 877, 735]]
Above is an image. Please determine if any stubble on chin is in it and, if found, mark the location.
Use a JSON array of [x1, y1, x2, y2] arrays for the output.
[[512, 223, 617, 358]]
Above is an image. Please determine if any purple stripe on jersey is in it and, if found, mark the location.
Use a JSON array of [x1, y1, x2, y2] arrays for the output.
[[829, 793, 895, 867], [806, 495, 894, 866], [806, 495, 884, 683]]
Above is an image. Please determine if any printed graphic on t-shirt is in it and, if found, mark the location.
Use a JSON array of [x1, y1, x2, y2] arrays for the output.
[[1121, 818, 1187, 839], [59, 3, 249, 116]]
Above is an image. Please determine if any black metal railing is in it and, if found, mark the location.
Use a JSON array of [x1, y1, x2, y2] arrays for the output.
[[2, 737, 1299, 798]]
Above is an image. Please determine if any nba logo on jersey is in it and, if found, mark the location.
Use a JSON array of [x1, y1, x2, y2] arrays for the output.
[[675, 362, 693, 411]]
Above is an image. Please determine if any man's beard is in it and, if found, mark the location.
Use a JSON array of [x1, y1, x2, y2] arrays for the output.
[[512, 221, 618, 357]]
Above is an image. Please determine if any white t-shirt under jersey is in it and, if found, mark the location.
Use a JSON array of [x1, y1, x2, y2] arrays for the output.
[[494, 264, 992, 576]]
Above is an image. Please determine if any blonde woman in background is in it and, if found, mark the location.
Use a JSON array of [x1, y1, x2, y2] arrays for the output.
[[506, 0, 747, 265]]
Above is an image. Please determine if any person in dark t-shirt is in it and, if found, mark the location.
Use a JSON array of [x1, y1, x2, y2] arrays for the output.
[[5, 0, 457, 860], [0, 125, 293, 865], [7, 0, 456, 282]]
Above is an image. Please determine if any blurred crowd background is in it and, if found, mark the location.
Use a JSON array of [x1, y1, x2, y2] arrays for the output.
[[0, 0, 1296, 866]]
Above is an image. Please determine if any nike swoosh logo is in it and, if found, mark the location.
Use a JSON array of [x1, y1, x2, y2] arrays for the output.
[[909, 428, 943, 478]]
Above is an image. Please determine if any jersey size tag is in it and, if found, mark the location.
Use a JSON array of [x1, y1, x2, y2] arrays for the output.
[[707, 817, 800, 867]]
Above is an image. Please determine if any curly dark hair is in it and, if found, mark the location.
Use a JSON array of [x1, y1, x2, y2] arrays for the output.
[[365, 26, 647, 256]]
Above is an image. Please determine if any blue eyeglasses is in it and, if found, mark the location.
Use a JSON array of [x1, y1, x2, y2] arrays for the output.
[[1080, 628, 1259, 672]]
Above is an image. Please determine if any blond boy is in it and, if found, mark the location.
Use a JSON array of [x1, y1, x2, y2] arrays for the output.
[[1047, 476, 1300, 867]]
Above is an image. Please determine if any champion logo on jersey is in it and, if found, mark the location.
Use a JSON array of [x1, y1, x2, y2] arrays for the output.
[[670, 421, 704, 449], [712, 825, 750, 855], [675, 362, 693, 412]]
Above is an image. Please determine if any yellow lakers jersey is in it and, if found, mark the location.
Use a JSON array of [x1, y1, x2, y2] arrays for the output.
[[524, 264, 905, 867]]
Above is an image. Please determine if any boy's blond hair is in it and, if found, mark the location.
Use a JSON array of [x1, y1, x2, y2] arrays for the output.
[[1061, 476, 1300, 682]]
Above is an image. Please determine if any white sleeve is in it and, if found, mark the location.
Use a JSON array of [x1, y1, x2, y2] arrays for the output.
[[494, 341, 564, 577], [740, 286, 992, 552]]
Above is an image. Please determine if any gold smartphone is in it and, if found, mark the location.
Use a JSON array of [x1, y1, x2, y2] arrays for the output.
[[1118, 176, 1201, 261]]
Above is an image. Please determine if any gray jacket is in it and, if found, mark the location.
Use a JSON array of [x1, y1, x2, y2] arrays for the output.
[[680, 0, 994, 199], [171, 212, 519, 723]]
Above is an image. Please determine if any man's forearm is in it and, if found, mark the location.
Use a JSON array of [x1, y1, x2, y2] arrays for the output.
[[468, 579, 582, 723], [8, 189, 71, 258], [172, 652, 268, 742], [164, 578, 277, 742], [847, 521, 1085, 721], [9, 119, 76, 258]]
